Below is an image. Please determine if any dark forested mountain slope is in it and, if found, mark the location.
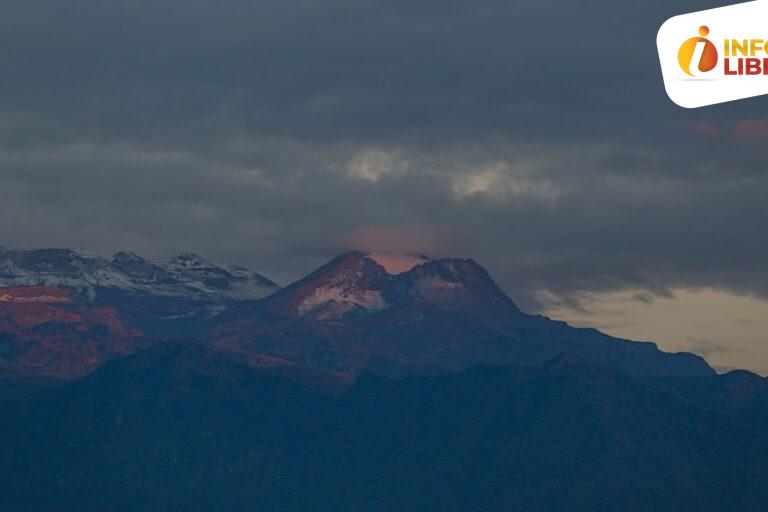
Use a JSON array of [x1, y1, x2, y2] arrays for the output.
[[0, 343, 765, 512]]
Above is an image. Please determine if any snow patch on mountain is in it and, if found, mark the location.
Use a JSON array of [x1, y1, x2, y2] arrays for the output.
[[0, 248, 280, 302], [416, 275, 459, 291], [298, 286, 386, 316]]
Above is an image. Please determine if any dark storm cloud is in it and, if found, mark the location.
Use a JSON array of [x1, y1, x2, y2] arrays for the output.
[[1, 0, 767, 309]]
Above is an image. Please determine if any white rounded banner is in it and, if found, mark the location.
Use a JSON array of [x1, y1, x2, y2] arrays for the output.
[[657, 0, 768, 108]]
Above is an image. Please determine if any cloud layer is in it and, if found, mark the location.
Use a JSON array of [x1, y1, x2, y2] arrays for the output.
[[1, 0, 767, 317]]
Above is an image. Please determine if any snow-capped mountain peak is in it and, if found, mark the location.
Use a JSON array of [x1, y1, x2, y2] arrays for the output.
[[260, 251, 517, 320], [263, 252, 392, 318], [0, 248, 280, 302], [158, 252, 214, 269]]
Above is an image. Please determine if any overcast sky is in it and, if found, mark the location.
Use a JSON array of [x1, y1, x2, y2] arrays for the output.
[[2, 0, 768, 372]]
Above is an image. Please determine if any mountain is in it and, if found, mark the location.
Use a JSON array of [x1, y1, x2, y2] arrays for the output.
[[214, 251, 714, 378], [0, 248, 715, 381], [0, 248, 279, 302], [0, 286, 151, 380], [257, 251, 517, 319], [1, 343, 765, 512], [0, 249, 762, 510], [0, 247, 284, 379], [0, 248, 280, 337]]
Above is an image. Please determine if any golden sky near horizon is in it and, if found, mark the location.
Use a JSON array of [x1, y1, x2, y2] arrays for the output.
[[540, 288, 768, 376]]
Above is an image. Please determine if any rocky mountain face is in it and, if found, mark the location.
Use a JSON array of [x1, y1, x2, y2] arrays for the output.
[[0, 248, 715, 380], [0, 248, 280, 302], [0, 247, 281, 341], [0, 248, 763, 511], [258, 251, 518, 318], [0, 287, 151, 380], [214, 251, 713, 378]]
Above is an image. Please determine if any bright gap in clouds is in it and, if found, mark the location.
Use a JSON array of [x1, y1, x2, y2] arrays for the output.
[[539, 288, 768, 375]]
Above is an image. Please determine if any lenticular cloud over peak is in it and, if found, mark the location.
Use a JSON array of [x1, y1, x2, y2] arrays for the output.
[[337, 225, 457, 256]]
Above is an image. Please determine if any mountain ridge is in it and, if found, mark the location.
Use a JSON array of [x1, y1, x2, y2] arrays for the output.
[[0, 249, 761, 511], [0, 247, 280, 302], [0, 247, 717, 380], [213, 251, 714, 378]]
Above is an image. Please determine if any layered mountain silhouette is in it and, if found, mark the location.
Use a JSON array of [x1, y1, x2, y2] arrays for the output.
[[214, 251, 712, 378], [0, 248, 712, 381], [0, 248, 279, 301], [0, 247, 765, 510], [0, 248, 280, 339], [1, 341, 766, 511]]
